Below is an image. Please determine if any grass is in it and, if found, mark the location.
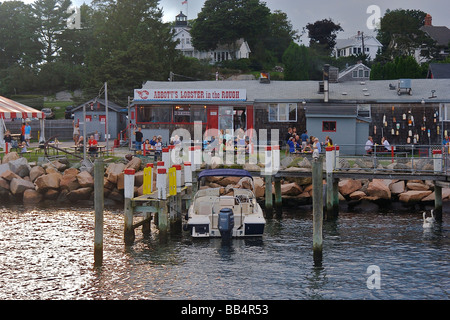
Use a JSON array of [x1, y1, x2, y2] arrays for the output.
[[43, 101, 73, 119]]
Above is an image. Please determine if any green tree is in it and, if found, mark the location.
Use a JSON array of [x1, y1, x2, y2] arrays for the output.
[[306, 18, 343, 55], [32, 0, 72, 63], [191, 0, 271, 59], [282, 42, 311, 80], [376, 9, 436, 59]]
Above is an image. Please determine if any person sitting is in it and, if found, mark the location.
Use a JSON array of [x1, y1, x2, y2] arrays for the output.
[[149, 135, 157, 147], [88, 135, 98, 156], [3, 130, 12, 152], [76, 136, 84, 152], [365, 136, 374, 154], [382, 136, 390, 151]]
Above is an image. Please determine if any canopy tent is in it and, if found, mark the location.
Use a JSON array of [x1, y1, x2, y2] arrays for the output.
[[0, 95, 46, 147]]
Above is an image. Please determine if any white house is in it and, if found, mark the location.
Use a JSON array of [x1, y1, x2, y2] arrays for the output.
[[334, 31, 382, 60], [414, 14, 450, 63], [172, 11, 251, 64]]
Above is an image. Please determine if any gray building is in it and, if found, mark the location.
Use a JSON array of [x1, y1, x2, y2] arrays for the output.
[[73, 98, 127, 142]]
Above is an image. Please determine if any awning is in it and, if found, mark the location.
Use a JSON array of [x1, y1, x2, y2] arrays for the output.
[[0, 95, 44, 119]]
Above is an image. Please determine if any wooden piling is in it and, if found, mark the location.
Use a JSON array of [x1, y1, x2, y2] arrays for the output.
[[94, 159, 104, 267], [123, 169, 136, 245], [312, 156, 323, 264], [274, 178, 282, 216], [264, 174, 273, 218], [434, 184, 443, 222]]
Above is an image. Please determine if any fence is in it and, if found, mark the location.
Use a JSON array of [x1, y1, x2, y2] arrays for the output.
[[4, 119, 74, 141], [331, 144, 449, 175]]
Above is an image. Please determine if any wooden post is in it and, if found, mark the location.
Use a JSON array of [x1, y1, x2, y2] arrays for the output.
[[325, 146, 338, 220], [274, 177, 282, 217], [124, 168, 135, 245], [264, 174, 273, 218], [312, 156, 323, 264], [434, 184, 442, 222], [94, 158, 104, 267]]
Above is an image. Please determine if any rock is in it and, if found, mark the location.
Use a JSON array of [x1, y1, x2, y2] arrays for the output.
[[243, 163, 261, 171], [117, 172, 124, 190], [367, 179, 391, 200], [0, 163, 10, 176], [421, 188, 450, 202], [210, 156, 222, 169], [253, 177, 265, 198], [406, 181, 429, 191], [338, 179, 362, 196], [280, 182, 302, 196], [217, 176, 241, 187], [0, 177, 9, 190], [64, 168, 79, 176], [8, 157, 30, 177], [23, 189, 43, 205], [77, 171, 94, 188], [135, 171, 144, 187], [106, 163, 126, 184], [1, 152, 20, 164], [390, 181, 405, 195], [29, 166, 46, 182], [44, 189, 60, 200], [60, 174, 80, 191], [297, 158, 311, 169], [349, 190, 366, 200], [50, 160, 68, 172], [0, 169, 21, 181], [67, 187, 93, 202], [125, 157, 142, 171], [399, 190, 432, 203], [35, 173, 61, 192], [10, 178, 35, 195]]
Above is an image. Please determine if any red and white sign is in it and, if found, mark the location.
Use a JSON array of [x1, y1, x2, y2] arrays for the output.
[[134, 89, 246, 102]]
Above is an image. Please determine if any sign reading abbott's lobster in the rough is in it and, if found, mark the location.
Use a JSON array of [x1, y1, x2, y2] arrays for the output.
[[134, 89, 246, 101]]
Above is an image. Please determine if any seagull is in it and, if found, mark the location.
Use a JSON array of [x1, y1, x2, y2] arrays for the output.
[[423, 212, 433, 229], [426, 210, 436, 224]]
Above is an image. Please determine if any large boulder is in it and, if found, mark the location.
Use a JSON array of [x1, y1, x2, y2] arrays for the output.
[[10, 178, 35, 195], [77, 171, 94, 188], [399, 190, 432, 203], [406, 181, 429, 191], [253, 177, 265, 198], [339, 179, 362, 196], [1, 152, 20, 164], [125, 156, 142, 171], [8, 157, 30, 177], [67, 187, 93, 202], [367, 179, 391, 200], [106, 163, 126, 184], [35, 173, 61, 192], [60, 174, 80, 191], [390, 181, 405, 195], [29, 166, 46, 182], [23, 189, 43, 205], [0, 169, 21, 182], [280, 182, 302, 196]]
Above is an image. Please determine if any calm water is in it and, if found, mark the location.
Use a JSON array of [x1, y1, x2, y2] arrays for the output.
[[0, 203, 448, 300]]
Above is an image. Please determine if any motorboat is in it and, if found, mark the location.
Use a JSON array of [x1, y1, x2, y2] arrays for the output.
[[184, 169, 266, 239]]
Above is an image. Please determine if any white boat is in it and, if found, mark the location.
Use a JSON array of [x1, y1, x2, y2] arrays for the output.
[[184, 169, 266, 239]]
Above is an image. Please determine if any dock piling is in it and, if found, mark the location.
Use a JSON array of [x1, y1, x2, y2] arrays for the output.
[[312, 156, 324, 264], [124, 168, 136, 245], [94, 158, 104, 267]]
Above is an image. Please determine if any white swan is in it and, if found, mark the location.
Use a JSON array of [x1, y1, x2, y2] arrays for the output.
[[423, 212, 433, 229], [426, 210, 436, 223]]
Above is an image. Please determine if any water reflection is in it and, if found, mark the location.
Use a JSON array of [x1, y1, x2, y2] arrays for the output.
[[0, 204, 448, 300]]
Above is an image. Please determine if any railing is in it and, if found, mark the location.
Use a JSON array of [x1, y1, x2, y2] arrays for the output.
[[331, 144, 449, 175]]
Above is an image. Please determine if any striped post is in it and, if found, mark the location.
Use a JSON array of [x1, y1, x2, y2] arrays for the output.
[[184, 162, 192, 187], [124, 168, 136, 245]]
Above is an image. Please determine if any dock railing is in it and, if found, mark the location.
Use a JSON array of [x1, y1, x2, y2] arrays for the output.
[[331, 143, 448, 175]]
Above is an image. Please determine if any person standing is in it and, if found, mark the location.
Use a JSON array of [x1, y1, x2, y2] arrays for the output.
[[24, 120, 31, 146], [301, 130, 308, 149], [134, 127, 143, 152], [73, 122, 80, 145]]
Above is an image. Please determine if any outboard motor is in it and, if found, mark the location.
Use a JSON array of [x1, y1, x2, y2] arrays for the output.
[[218, 208, 234, 240]]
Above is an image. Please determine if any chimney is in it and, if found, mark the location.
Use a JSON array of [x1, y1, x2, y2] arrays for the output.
[[323, 64, 330, 103], [424, 14, 432, 26]]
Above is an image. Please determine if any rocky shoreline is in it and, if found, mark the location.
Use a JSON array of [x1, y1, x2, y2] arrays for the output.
[[0, 152, 448, 208]]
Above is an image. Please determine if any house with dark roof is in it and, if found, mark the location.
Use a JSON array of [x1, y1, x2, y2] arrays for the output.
[[72, 98, 127, 142], [131, 76, 450, 153], [427, 63, 450, 79], [416, 14, 450, 62]]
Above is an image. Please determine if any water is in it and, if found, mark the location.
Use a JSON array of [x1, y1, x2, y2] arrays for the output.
[[0, 204, 448, 300]]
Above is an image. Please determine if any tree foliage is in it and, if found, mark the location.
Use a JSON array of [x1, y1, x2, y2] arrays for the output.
[[305, 18, 343, 55]]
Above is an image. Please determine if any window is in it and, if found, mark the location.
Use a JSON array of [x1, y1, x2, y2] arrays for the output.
[[137, 105, 171, 123], [359, 69, 364, 77], [364, 70, 370, 77], [352, 70, 358, 78], [322, 121, 336, 132], [173, 106, 191, 123], [268, 103, 297, 122]]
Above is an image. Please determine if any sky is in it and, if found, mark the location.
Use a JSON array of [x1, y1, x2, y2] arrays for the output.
[[6, 0, 450, 41]]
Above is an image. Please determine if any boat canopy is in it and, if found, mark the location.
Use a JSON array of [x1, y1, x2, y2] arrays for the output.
[[197, 169, 253, 181]]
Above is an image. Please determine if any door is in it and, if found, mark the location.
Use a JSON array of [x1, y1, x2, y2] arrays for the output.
[[219, 106, 234, 139]]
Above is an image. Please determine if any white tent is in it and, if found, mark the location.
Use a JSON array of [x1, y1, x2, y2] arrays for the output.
[[0, 95, 46, 148]]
